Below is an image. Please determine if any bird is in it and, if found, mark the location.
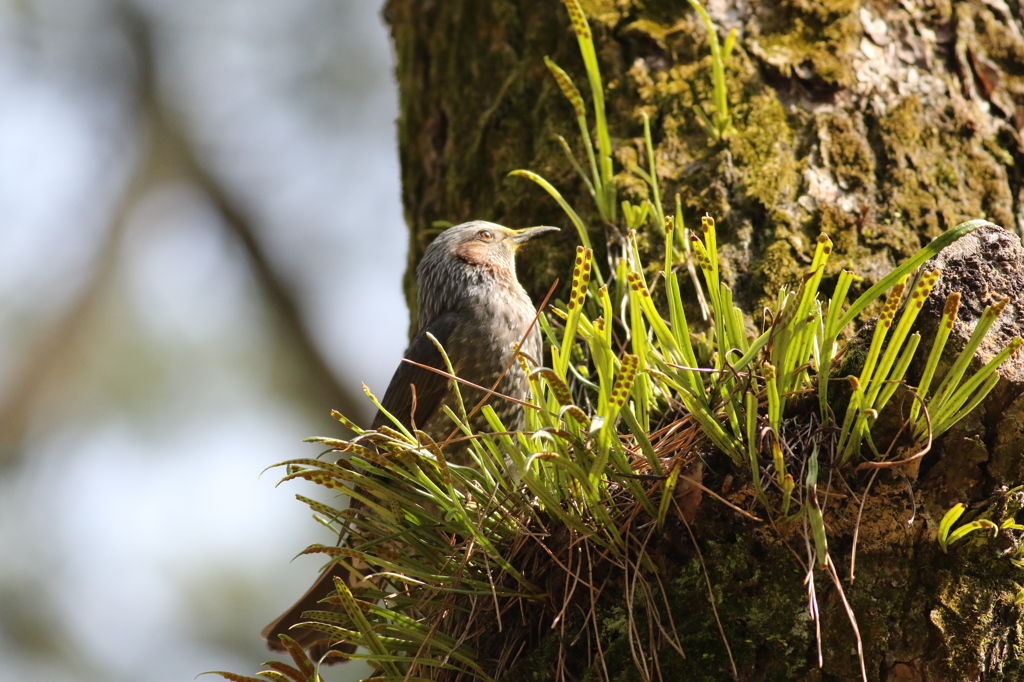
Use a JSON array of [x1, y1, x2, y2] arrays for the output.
[[261, 220, 559, 660]]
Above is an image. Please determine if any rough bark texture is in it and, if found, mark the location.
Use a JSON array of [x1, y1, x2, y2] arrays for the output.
[[384, 0, 1024, 679]]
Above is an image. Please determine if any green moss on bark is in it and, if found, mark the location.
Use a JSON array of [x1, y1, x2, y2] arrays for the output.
[[748, 0, 861, 86], [821, 112, 874, 190], [729, 93, 799, 210], [879, 95, 1013, 245]]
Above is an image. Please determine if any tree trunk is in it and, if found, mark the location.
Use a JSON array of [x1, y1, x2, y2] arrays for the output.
[[384, 1, 1024, 679]]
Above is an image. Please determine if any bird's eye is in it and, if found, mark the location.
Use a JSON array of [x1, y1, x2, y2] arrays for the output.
[[478, 230, 493, 241]]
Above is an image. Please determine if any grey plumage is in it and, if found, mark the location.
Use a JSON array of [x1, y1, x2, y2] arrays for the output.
[[262, 220, 558, 659], [376, 221, 557, 445]]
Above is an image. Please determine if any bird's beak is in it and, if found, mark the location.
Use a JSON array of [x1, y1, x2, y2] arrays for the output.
[[508, 225, 560, 249]]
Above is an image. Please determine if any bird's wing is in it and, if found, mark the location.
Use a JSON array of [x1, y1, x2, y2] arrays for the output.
[[371, 312, 459, 433]]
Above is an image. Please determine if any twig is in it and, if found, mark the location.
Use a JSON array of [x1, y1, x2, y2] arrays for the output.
[[679, 507, 738, 680], [849, 468, 879, 584], [826, 554, 868, 682]]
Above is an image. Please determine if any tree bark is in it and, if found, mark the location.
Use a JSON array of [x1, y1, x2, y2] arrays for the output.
[[384, 1, 1024, 679]]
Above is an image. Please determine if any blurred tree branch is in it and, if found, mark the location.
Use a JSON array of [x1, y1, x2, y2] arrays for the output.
[[0, 1, 364, 465]]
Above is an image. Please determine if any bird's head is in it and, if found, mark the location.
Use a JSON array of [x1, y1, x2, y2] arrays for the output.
[[416, 221, 560, 323], [426, 221, 559, 275], [432, 219, 561, 270]]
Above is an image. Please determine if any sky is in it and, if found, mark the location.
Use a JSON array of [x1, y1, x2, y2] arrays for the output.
[[0, 1, 406, 680]]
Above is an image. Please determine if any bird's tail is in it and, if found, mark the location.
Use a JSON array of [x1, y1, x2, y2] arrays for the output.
[[263, 495, 376, 663], [261, 561, 360, 662]]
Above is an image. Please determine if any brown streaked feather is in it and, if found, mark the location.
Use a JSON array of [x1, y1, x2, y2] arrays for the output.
[[263, 315, 460, 661], [262, 221, 556, 662], [371, 312, 459, 434]]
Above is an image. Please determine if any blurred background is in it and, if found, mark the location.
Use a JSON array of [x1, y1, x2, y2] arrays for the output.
[[0, 1, 405, 680]]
